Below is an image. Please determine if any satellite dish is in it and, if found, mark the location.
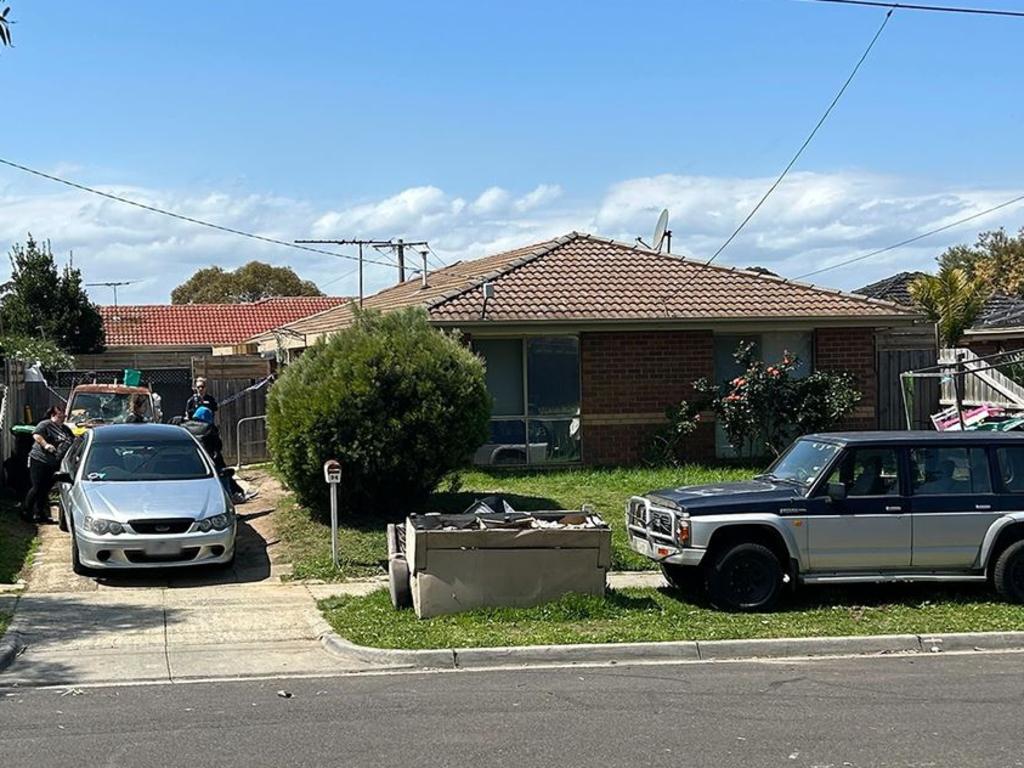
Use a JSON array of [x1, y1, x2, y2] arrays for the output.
[[652, 209, 670, 253]]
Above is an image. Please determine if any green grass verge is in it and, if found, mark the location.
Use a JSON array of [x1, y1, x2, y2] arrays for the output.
[[320, 584, 1024, 650], [0, 499, 38, 584], [277, 464, 759, 581]]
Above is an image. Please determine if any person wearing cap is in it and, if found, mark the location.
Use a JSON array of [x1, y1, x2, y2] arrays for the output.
[[185, 377, 218, 419]]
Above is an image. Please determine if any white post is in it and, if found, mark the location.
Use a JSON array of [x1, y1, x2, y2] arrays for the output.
[[323, 459, 342, 570]]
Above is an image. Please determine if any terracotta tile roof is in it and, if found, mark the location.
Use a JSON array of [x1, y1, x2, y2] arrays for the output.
[[101, 296, 348, 347], [258, 233, 918, 344]]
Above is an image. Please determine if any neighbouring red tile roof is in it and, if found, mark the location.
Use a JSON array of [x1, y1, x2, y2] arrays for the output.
[[256, 233, 918, 345], [101, 296, 348, 347]]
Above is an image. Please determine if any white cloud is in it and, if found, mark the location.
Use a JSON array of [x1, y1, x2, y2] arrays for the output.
[[470, 186, 510, 214], [514, 183, 563, 212], [0, 167, 1021, 305]]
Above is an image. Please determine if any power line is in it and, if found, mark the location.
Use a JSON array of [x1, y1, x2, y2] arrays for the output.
[[696, 7, 894, 273], [0, 156, 397, 268], [795, 191, 1024, 279], [809, 0, 1024, 18]]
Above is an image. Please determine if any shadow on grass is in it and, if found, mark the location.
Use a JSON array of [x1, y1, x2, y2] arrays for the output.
[[658, 580, 1002, 612], [0, 495, 37, 584]]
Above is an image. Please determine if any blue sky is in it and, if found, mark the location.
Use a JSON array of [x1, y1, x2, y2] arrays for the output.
[[2, 0, 1023, 303]]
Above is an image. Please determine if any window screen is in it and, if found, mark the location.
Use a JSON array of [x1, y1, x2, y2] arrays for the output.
[[826, 448, 900, 497], [996, 447, 1024, 493]]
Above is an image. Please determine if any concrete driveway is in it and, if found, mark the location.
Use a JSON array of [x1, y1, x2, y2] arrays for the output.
[[2, 470, 368, 686]]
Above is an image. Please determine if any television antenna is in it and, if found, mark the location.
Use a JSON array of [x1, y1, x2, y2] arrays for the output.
[[636, 209, 672, 254], [86, 280, 136, 306]]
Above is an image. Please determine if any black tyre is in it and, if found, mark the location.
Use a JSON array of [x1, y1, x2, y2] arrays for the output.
[[706, 542, 783, 612], [388, 556, 412, 609], [58, 501, 69, 533], [661, 563, 705, 599], [70, 526, 93, 577], [993, 539, 1024, 603]]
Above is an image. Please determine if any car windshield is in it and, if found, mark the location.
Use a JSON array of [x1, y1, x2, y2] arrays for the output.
[[83, 439, 211, 482], [761, 439, 841, 489], [68, 393, 136, 425]]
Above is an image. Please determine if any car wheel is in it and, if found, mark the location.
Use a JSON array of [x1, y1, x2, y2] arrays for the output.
[[661, 563, 705, 599], [993, 539, 1024, 603], [706, 542, 783, 612], [70, 526, 93, 577], [388, 556, 412, 609], [58, 500, 69, 533]]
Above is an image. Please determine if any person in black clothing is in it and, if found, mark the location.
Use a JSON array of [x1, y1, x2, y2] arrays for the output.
[[185, 377, 218, 419], [182, 406, 245, 502], [23, 406, 74, 523], [124, 393, 149, 423]]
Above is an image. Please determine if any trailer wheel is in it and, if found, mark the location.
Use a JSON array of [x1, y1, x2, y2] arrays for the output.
[[388, 556, 412, 609]]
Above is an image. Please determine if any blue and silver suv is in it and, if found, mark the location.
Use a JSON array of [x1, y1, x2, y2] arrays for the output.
[[627, 431, 1024, 611]]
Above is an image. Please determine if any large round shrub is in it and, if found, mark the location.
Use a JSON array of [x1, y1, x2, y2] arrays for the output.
[[267, 307, 490, 516]]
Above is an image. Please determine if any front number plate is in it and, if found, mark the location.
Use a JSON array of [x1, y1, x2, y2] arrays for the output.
[[147, 540, 182, 556]]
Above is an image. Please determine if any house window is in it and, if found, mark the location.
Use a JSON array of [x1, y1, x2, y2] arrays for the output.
[[473, 337, 580, 466], [713, 331, 814, 458]]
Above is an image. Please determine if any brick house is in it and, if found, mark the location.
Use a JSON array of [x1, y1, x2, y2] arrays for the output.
[[856, 271, 1024, 356], [252, 233, 918, 465]]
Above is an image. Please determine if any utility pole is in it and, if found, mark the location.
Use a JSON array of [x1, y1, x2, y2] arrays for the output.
[[295, 239, 430, 296]]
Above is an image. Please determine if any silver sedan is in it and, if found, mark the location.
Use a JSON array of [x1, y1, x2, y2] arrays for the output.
[[55, 423, 236, 574]]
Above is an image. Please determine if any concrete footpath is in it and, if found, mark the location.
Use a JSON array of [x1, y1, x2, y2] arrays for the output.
[[0, 476, 375, 687]]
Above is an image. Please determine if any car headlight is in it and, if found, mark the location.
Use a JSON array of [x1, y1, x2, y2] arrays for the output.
[[84, 517, 124, 535], [197, 512, 231, 532]]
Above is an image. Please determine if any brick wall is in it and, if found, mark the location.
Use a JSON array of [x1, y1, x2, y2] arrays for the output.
[[580, 330, 715, 465], [814, 327, 878, 430]]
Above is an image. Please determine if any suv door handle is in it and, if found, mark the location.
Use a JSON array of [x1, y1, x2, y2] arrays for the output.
[[885, 506, 903, 512], [975, 504, 992, 511]]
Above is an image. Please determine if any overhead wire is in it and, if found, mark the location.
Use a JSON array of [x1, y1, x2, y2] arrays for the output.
[[808, 0, 1024, 18], [701, 7, 894, 271], [794, 191, 1024, 280], [0, 156, 398, 268]]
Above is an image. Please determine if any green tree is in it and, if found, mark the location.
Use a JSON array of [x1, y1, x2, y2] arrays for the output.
[[267, 307, 490, 515], [0, 5, 12, 48], [0, 236, 106, 354], [909, 266, 990, 348], [171, 261, 324, 304], [938, 227, 1024, 298]]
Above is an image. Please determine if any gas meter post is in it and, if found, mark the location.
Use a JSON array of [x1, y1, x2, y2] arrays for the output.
[[323, 460, 342, 569]]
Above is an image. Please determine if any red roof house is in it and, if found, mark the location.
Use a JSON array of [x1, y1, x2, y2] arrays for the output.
[[101, 296, 347, 351]]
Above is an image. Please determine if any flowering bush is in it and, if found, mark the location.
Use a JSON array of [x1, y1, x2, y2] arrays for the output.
[[649, 342, 862, 462], [0, 334, 74, 370]]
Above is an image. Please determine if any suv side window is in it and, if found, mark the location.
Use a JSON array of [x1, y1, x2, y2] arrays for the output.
[[825, 448, 900, 497], [995, 447, 1024, 493], [910, 447, 992, 495]]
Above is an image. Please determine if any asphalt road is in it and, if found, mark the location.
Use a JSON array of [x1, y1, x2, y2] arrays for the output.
[[2, 653, 1023, 768]]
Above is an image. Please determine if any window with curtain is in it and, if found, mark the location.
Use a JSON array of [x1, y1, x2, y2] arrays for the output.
[[472, 337, 580, 465]]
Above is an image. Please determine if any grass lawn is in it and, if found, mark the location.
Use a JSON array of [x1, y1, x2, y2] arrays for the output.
[[320, 583, 1024, 650], [276, 464, 759, 581], [0, 498, 37, 584]]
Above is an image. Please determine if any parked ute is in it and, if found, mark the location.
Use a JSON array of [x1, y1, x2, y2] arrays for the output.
[[55, 423, 236, 574], [66, 383, 162, 436], [626, 432, 1024, 611]]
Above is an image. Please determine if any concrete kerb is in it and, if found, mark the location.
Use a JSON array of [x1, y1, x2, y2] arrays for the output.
[[320, 629, 1024, 670], [0, 596, 27, 673]]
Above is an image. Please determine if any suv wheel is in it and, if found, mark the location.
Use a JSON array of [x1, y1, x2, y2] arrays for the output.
[[661, 563, 705, 599], [706, 542, 783, 612], [993, 539, 1024, 603]]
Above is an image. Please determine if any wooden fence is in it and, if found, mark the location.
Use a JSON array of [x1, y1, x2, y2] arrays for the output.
[[878, 348, 941, 430], [939, 348, 1024, 411]]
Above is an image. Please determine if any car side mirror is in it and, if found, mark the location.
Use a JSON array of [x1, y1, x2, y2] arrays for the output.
[[53, 471, 73, 484], [826, 482, 847, 502], [220, 467, 235, 478]]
